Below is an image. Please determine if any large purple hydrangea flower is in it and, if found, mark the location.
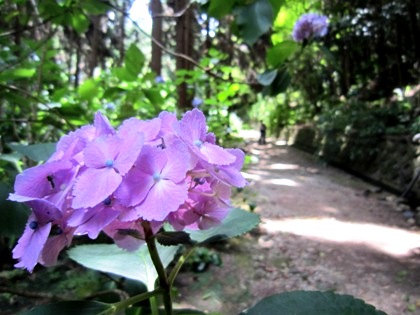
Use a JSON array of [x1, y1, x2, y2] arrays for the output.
[[9, 109, 248, 272], [292, 13, 328, 42]]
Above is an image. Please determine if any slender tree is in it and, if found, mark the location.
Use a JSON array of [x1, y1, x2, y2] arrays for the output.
[[149, 0, 163, 76], [174, 0, 195, 110]]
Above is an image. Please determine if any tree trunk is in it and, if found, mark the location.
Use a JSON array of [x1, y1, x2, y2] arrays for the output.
[[149, 0, 163, 76], [118, 1, 126, 66], [88, 15, 101, 77], [175, 0, 195, 110]]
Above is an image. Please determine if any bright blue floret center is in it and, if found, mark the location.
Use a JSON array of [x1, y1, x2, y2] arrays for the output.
[[105, 160, 114, 167], [153, 173, 161, 182], [194, 140, 202, 148]]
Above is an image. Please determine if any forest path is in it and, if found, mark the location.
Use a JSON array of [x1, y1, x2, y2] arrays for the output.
[[176, 132, 420, 315]]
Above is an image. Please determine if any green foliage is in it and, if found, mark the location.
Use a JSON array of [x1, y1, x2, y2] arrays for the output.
[[317, 100, 417, 163], [68, 243, 179, 291], [207, 0, 236, 19], [7, 143, 56, 162], [21, 301, 113, 315], [241, 290, 387, 314], [257, 69, 277, 86], [184, 247, 222, 273], [125, 44, 146, 78], [0, 182, 28, 242], [266, 41, 299, 68], [174, 51, 251, 143], [187, 208, 260, 244], [235, 0, 275, 45], [262, 67, 291, 96]]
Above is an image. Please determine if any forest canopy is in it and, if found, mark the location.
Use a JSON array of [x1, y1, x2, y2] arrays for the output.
[[0, 0, 418, 164]]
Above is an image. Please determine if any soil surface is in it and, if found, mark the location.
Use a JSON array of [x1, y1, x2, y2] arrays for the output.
[[175, 132, 420, 315]]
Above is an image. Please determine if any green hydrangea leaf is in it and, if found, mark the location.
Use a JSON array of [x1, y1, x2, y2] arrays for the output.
[[68, 243, 179, 291], [208, 0, 235, 19], [266, 41, 298, 68], [20, 300, 112, 315], [257, 69, 278, 86], [125, 44, 145, 77], [236, 0, 274, 45], [241, 291, 388, 315], [8, 142, 56, 162], [187, 208, 260, 244]]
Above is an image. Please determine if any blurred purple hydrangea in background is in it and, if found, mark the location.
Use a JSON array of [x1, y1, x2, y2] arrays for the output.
[[191, 97, 203, 108], [9, 109, 247, 272], [155, 75, 165, 84], [292, 13, 328, 42]]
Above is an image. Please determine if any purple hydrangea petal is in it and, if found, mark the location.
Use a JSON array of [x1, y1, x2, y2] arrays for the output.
[[103, 220, 146, 251], [40, 228, 74, 266], [205, 132, 216, 144], [115, 168, 154, 207], [72, 168, 122, 208], [178, 109, 235, 165], [11, 160, 73, 198], [136, 180, 187, 221], [113, 133, 144, 175], [158, 111, 178, 136], [94, 111, 115, 136], [71, 206, 120, 239], [211, 181, 232, 202], [26, 199, 63, 225], [119, 117, 161, 142], [198, 211, 227, 229], [8, 194, 37, 202], [160, 140, 189, 181], [168, 205, 200, 230], [179, 109, 207, 145], [83, 135, 120, 169], [200, 149, 248, 187], [190, 197, 229, 230], [13, 218, 51, 272], [49, 125, 95, 162], [200, 142, 236, 165]]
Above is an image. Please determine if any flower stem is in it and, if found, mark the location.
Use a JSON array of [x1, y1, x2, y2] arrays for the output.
[[142, 221, 173, 315], [150, 295, 160, 315], [168, 245, 196, 287], [112, 288, 164, 314]]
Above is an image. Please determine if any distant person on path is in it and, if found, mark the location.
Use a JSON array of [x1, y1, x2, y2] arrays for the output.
[[258, 121, 267, 145]]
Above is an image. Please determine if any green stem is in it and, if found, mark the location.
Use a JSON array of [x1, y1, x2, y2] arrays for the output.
[[143, 221, 173, 315], [150, 295, 160, 315], [111, 288, 164, 314], [168, 245, 196, 287]]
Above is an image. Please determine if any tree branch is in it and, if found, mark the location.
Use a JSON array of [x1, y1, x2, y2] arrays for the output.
[[0, 285, 67, 301], [106, 2, 258, 86], [152, 2, 192, 18], [0, 84, 75, 130]]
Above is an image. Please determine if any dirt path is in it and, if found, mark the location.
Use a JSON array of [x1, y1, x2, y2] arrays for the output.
[[176, 134, 420, 315]]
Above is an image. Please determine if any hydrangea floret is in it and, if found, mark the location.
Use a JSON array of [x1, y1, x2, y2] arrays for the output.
[[9, 109, 247, 272], [191, 97, 203, 108], [292, 13, 328, 42]]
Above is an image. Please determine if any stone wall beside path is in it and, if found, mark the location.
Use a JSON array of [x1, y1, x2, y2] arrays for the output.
[[283, 125, 420, 203]]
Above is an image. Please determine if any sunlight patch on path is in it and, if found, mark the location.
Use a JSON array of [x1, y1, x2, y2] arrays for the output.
[[242, 172, 261, 181], [242, 171, 300, 187], [268, 178, 300, 187], [261, 217, 420, 257], [269, 163, 300, 170]]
